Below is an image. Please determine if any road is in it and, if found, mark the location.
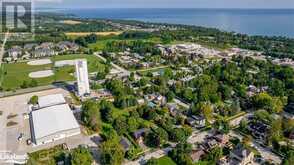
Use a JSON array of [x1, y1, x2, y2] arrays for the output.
[[229, 131, 282, 165], [94, 52, 130, 76], [125, 147, 173, 165]]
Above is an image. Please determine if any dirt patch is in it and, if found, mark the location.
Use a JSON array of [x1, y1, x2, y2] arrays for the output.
[[27, 59, 52, 66], [29, 70, 54, 78]]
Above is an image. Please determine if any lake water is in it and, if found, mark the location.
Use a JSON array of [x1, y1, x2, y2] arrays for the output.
[[50, 8, 294, 38]]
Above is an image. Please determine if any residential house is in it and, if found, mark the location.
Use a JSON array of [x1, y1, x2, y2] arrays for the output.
[[192, 115, 206, 128], [247, 121, 270, 141], [7, 46, 22, 60], [153, 95, 167, 106], [32, 48, 57, 58], [120, 137, 132, 151], [214, 133, 229, 146], [217, 156, 230, 165], [24, 43, 37, 50], [167, 103, 178, 117], [201, 138, 219, 152], [229, 144, 254, 165], [186, 117, 196, 126], [137, 98, 145, 105], [39, 42, 54, 49], [190, 150, 205, 163], [57, 41, 79, 53], [133, 128, 147, 144]]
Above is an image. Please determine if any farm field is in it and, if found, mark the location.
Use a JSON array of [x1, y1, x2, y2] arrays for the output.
[[0, 54, 106, 90]]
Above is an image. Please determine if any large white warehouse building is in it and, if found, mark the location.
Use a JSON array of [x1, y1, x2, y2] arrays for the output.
[[30, 95, 80, 145]]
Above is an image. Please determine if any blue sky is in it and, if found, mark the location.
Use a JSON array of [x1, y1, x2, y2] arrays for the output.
[[36, 0, 294, 9]]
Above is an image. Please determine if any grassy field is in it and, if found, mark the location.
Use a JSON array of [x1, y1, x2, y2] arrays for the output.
[[1, 54, 105, 90], [157, 156, 177, 165], [88, 39, 116, 51], [27, 145, 67, 165]]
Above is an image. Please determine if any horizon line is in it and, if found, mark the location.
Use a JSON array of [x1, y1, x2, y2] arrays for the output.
[[35, 7, 294, 10]]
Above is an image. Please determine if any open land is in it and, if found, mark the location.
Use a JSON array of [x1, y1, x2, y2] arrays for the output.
[[1, 54, 105, 90]]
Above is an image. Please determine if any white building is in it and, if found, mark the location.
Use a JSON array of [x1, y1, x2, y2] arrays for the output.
[[30, 104, 80, 145], [38, 94, 66, 109], [75, 59, 90, 96]]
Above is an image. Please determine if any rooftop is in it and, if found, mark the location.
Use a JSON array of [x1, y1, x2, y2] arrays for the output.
[[38, 94, 66, 109], [31, 104, 80, 140]]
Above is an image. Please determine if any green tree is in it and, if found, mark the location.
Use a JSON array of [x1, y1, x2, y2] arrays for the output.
[[252, 92, 284, 113], [205, 147, 223, 163], [127, 117, 139, 132], [81, 101, 101, 132], [166, 91, 175, 102], [283, 150, 294, 165], [168, 142, 193, 165], [113, 116, 128, 135], [183, 88, 194, 102], [100, 100, 114, 123], [100, 140, 124, 165], [29, 95, 38, 105], [71, 146, 93, 165], [145, 131, 161, 148], [29, 79, 38, 87], [20, 80, 28, 88], [197, 102, 213, 122]]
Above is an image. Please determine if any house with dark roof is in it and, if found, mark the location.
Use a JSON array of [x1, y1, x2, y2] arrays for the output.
[[133, 128, 148, 144], [120, 137, 132, 151], [229, 144, 254, 165], [201, 138, 219, 152], [192, 115, 206, 128], [247, 121, 270, 141]]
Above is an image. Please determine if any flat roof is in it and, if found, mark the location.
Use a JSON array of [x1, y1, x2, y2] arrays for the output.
[[31, 104, 80, 140], [38, 94, 66, 108]]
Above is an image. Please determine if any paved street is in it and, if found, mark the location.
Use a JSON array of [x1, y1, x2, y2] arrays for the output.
[[125, 147, 172, 165]]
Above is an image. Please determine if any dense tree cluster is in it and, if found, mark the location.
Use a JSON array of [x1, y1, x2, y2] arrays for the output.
[[71, 146, 94, 165], [81, 100, 101, 132], [104, 40, 161, 55]]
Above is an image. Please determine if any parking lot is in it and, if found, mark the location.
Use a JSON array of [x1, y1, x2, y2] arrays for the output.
[[0, 88, 70, 154]]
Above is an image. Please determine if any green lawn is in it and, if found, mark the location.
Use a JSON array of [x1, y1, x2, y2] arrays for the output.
[[27, 145, 67, 165], [157, 156, 176, 165], [1, 54, 105, 90]]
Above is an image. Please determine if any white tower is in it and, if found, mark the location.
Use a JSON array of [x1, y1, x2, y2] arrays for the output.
[[75, 59, 90, 96]]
